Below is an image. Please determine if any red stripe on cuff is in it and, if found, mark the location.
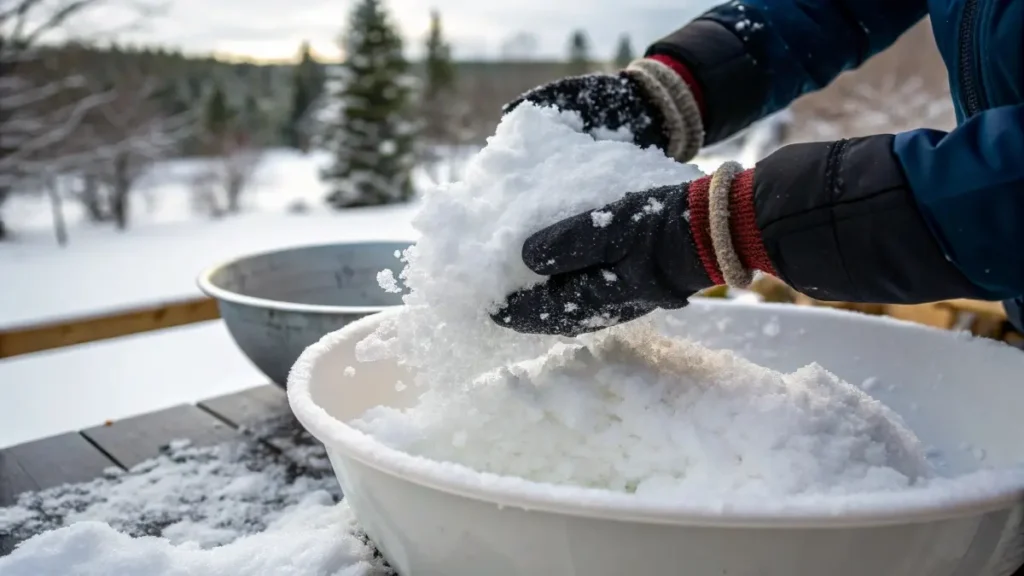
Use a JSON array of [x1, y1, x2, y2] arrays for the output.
[[646, 54, 706, 119], [686, 176, 724, 285], [729, 168, 776, 275]]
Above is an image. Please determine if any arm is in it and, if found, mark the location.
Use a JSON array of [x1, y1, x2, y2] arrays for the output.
[[742, 104, 1024, 303], [492, 106, 1024, 336], [646, 0, 928, 144]]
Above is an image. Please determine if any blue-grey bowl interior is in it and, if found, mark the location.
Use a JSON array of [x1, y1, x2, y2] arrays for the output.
[[198, 241, 411, 387]]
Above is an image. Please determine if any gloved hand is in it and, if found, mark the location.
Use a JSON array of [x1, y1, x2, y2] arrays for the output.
[[503, 56, 705, 163], [492, 162, 778, 336]]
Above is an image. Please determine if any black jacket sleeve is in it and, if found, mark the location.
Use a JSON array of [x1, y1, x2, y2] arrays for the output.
[[754, 135, 987, 304]]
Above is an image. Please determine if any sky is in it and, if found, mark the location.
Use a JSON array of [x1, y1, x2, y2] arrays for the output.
[[74, 0, 717, 62]]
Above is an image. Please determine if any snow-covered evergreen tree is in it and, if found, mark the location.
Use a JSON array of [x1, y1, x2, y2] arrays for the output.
[[321, 0, 416, 208]]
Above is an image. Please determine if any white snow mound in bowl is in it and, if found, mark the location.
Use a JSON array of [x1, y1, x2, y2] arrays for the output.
[[351, 323, 933, 499]]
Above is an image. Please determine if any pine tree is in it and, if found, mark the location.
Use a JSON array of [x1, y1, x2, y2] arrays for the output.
[[422, 9, 457, 142], [419, 9, 467, 183], [566, 29, 592, 75], [613, 34, 635, 68], [205, 84, 233, 143], [285, 41, 326, 151], [321, 0, 416, 208]]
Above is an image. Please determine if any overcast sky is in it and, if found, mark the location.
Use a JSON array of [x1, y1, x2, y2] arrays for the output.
[[81, 0, 717, 62]]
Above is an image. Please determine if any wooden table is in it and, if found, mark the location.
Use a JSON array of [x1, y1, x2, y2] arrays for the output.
[[0, 384, 351, 558]]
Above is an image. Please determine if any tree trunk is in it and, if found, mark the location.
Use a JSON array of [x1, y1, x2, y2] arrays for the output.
[[227, 173, 242, 213], [46, 176, 68, 247], [80, 174, 107, 222], [0, 186, 8, 240], [111, 153, 131, 230]]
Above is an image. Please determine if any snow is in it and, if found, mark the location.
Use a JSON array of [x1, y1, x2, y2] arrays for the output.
[[0, 429, 393, 575], [590, 210, 613, 228], [0, 321, 263, 448], [355, 103, 704, 392], [353, 323, 933, 498], [0, 149, 420, 329], [344, 103, 934, 501]]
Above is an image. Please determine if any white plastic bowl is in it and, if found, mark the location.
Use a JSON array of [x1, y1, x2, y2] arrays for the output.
[[288, 300, 1024, 576]]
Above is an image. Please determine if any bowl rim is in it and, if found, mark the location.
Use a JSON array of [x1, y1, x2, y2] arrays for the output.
[[288, 301, 1024, 529], [196, 240, 413, 315]]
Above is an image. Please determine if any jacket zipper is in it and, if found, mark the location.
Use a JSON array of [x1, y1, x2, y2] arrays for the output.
[[958, 0, 986, 116]]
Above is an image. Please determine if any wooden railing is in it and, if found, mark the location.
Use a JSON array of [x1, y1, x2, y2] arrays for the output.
[[0, 297, 220, 359], [0, 282, 1016, 360]]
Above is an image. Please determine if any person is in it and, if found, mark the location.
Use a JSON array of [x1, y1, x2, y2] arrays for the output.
[[491, 0, 1024, 338]]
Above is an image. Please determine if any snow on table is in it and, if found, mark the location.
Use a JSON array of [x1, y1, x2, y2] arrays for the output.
[[0, 412, 394, 575], [0, 321, 265, 448]]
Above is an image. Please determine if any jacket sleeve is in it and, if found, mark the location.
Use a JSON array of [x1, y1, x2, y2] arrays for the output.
[[645, 0, 927, 145], [752, 104, 1024, 304]]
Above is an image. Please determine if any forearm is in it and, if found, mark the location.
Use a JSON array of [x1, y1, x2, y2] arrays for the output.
[[645, 0, 927, 145], [751, 136, 986, 303]]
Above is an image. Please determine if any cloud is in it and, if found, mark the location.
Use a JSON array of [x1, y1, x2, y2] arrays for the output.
[[97, 0, 718, 61]]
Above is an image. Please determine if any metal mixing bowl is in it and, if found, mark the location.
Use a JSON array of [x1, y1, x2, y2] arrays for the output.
[[197, 241, 410, 386]]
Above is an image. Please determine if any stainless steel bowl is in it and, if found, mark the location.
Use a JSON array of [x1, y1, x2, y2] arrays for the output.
[[197, 241, 410, 387]]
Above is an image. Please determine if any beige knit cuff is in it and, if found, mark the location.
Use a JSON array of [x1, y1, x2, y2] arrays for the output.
[[624, 58, 705, 163], [708, 161, 754, 288]]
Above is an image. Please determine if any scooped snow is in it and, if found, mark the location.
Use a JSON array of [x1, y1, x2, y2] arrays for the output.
[[355, 103, 704, 389], [349, 102, 934, 499], [352, 324, 932, 498]]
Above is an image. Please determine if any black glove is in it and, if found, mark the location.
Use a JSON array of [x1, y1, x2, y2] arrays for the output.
[[492, 183, 712, 337], [502, 73, 672, 154]]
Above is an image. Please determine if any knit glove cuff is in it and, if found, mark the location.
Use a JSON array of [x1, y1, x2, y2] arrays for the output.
[[686, 161, 777, 288], [625, 58, 705, 163]]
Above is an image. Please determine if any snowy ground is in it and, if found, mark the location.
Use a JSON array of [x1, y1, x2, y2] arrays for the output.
[[0, 149, 423, 329]]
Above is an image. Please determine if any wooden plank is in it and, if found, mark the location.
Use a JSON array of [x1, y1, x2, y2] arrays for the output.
[[82, 404, 239, 469], [0, 451, 36, 509], [885, 304, 956, 330], [0, 296, 220, 359], [0, 433, 118, 507], [198, 385, 289, 430], [198, 385, 310, 455], [939, 299, 1007, 319]]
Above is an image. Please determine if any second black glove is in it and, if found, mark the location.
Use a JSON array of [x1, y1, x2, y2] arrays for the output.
[[492, 183, 712, 337]]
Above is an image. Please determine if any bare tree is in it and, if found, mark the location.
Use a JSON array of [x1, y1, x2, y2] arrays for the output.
[[74, 73, 195, 229], [191, 132, 264, 218], [0, 0, 162, 241]]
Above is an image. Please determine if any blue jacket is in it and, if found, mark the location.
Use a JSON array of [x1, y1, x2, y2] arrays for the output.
[[648, 0, 1024, 327]]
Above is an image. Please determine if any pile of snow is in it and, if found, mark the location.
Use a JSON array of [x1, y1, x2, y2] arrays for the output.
[[353, 325, 932, 498], [0, 427, 392, 575], [356, 103, 704, 389], [350, 102, 933, 499]]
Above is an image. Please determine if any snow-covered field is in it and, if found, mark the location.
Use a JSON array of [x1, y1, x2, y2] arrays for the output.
[[0, 149, 422, 329]]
